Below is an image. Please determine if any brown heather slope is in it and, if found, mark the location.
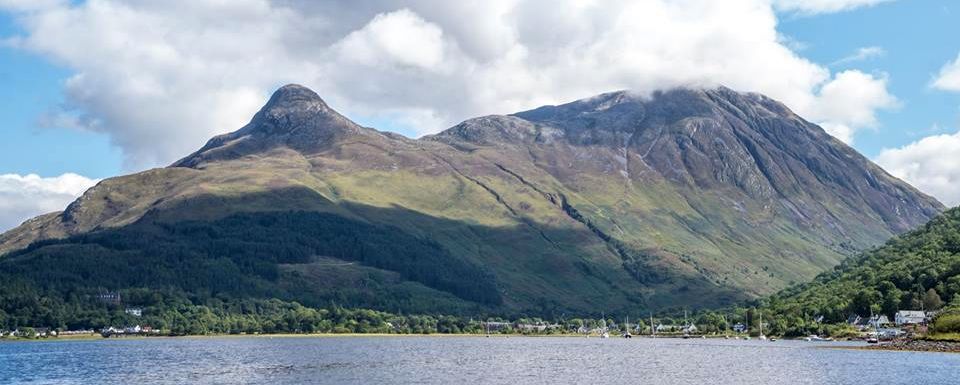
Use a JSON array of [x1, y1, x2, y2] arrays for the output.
[[0, 84, 943, 314]]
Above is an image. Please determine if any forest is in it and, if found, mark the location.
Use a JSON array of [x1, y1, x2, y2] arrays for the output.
[[754, 207, 960, 336], [0, 210, 502, 332]]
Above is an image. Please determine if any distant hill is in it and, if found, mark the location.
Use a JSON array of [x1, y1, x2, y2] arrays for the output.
[[0, 84, 943, 321], [764, 207, 960, 326]]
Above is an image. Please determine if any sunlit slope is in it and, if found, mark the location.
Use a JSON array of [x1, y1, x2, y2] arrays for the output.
[[0, 84, 943, 314]]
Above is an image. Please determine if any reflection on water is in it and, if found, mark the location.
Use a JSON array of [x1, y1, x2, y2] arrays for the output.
[[1, 337, 957, 384]]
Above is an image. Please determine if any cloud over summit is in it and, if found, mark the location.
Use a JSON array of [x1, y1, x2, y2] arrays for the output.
[[1, 0, 897, 170]]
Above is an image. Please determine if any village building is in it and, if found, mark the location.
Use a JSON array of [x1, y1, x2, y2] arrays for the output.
[[96, 291, 122, 305], [655, 323, 674, 333], [895, 310, 926, 326], [846, 314, 863, 326], [480, 321, 512, 332]]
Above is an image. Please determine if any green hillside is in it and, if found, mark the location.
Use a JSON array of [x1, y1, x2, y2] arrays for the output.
[[758, 207, 960, 335]]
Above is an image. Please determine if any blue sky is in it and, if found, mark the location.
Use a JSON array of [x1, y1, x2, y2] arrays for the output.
[[2, 0, 957, 178], [778, 0, 960, 155], [1, 0, 959, 231], [0, 11, 121, 178]]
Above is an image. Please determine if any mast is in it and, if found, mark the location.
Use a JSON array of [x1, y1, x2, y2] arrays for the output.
[[759, 310, 764, 337]]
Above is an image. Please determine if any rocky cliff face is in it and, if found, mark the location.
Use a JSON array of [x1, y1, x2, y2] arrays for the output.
[[0, 84, 944, 314], [436, 87, 939, 235]]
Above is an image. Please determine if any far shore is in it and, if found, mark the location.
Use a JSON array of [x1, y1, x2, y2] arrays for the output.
[[0, 332, 866, 343], [19, 332, 960, 354]]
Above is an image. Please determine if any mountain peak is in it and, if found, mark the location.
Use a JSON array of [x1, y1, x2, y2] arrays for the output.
[[257, 84, 340, 129], [263, 84, 329, 111], [172, 84, 365, 168]]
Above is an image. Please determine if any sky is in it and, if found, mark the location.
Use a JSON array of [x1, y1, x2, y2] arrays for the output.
[[0, 0, 959, 231]]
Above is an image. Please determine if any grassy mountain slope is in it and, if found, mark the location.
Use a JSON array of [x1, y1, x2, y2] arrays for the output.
[[0, 85, 944, 320]]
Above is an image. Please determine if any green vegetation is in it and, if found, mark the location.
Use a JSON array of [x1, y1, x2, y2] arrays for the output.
[[927, 302, 960, 341], [0, 287, 476, 335], [0, 210, 509, 332], [749, 208, 960, 337]]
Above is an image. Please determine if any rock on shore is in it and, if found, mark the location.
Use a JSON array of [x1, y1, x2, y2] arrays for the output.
[[870, 339, 960, 353]]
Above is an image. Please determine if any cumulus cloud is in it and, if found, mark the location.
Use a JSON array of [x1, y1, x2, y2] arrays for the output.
[[800, 70, 898, 143], [932, 53, 960, 92], [1, 0, 898, 170], [875, 130, 960, 206], [0, 173, 98, 231]]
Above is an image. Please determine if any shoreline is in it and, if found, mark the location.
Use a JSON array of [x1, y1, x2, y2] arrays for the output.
[[0, 333, 768, 342], [858, 339, 960, 353], [1, 332, 596, 342]]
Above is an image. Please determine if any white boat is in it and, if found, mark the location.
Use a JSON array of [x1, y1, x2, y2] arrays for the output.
[[804, 335, 833, 342], [758, 311, 767, 341], [600, 316, 609, 338]]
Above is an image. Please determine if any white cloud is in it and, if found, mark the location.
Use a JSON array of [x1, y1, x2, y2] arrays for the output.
[[0, 0, 64, 12], [832, 46, 885, 66], [801, 70, 898, 143], [334, 9, 448, 71], [773, 0, 894, 15], [875, 130, 960, 206], [0, 173, 98, 231], [1, 0, 899, 169], [932, 53, 960, 92]]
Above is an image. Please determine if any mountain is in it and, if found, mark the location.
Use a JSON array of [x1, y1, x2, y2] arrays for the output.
[[0, 84, 944, 318], [760, 207, 960, 335]]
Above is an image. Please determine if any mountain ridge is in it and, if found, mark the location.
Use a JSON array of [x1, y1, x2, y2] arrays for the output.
[[0, 84, 944, 315]]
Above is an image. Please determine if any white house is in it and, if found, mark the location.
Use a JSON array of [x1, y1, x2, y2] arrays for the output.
[[895, 311, 926, 326], [655, 324, 674, 333]]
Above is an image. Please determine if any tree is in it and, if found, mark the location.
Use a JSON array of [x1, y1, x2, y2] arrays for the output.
[[924, 288, 944, 310], [881, 287, 902, 317], [849, 289, 879, 316]]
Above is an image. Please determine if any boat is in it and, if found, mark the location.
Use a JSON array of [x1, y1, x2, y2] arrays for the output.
[[757, 311, 767, 341], [867, 309, 881, 344], [600, 316, 609, 338], [804, 335, 833, 342]]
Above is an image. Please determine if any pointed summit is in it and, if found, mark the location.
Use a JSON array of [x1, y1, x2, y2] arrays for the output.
[[252, 84, 356, 137], [173, 84, 367, 168], [261, 84, 330, 116]]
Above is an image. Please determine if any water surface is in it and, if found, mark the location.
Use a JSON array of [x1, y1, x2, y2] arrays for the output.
[[1, 336, 957, 384]]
